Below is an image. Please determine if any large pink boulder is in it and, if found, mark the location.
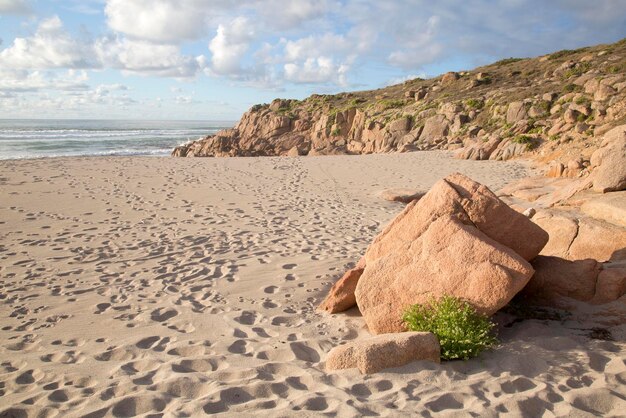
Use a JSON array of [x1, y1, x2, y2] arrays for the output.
[[355, 216, 535, 334], [326, 332, 440, 374], [365, 173, 548, 264]]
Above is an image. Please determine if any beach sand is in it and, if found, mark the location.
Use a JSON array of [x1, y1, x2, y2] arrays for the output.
[[1, 151, 624, 417]]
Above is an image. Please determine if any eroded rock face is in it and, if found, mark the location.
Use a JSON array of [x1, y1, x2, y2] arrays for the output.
[[325, 332, 440, 374], [355, 216, 534, 334], [533, 210, 626, 262], [589, 124, 626, 193]]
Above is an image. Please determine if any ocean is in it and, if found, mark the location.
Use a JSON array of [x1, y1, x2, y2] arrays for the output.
[[0, 119, 234, 160]]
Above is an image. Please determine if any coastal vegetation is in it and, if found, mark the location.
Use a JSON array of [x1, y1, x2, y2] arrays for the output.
[[403, 296, 498, 361]]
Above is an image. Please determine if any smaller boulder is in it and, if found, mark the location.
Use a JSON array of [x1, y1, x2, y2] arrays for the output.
[[325, 332, 440, 374], [318, 267, 364, 313], [506, 102, 527, 124], [592, 263, 626, 304], [441, 72, 460, 85], [522, 256, 601, 303], [379, 188, 425, 204]]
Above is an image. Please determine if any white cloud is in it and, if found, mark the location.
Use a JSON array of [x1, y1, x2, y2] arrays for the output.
[[0, 68, 89, 92], [95, 35, 206, 77], [0, 0, 31, 14], [208, 16, 254, 75], [387, 15, 443, 69], [105, 0, 211, 42], [256, 0, 332, 29], [0, 16, 95, 69], [283, 33, 353, 62], [284, 57, 349, 85]]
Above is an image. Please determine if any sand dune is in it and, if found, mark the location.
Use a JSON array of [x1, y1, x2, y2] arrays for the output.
[[1, 152, 624, 417]]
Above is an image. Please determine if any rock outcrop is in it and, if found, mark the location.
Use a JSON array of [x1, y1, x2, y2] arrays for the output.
[[589, 125, 626, 193], [173, 39, 626, 163], [325, 332, 440, 374], [532, 210, 626, 262]]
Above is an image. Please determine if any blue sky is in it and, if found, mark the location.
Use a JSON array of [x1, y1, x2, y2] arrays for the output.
[[0, 0, 625, 120]]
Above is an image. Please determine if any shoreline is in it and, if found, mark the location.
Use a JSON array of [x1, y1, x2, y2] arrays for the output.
[[1, 152, 623, 417]]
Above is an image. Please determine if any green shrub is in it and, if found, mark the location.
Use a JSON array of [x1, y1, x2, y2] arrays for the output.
[[349, 98, 366, 106], [574, 96, 591, 106], [466, 98, 484, 109], [494, 57, 524, 66], [250, 103, 268, 112], [373, 99, 407, 111], [562, 84, 580, 93], [402, 296, 498, 361], [549, 46, 589, 60], [511, 135, 538, 151], [563, 62, 592, 79]]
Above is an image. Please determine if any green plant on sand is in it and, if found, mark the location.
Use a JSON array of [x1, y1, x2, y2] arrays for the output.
[[402, 296, 498, 360]]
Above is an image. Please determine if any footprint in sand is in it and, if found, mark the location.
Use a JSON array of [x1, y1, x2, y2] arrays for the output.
[[150, 307, 178, 322], [136, 336, 160, 349], [94, 303, 111, 314], [232, 310, 259, 326], [263, 285, 278, 294]]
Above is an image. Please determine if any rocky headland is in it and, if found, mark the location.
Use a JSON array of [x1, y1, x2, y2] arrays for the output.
[[173, 38, 626, 173]]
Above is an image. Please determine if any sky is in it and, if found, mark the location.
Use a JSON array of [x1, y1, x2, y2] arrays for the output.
[[0, 0, 625, 120]]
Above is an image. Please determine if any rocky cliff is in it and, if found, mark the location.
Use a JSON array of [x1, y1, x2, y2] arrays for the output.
[[173, 39, 626, 171]]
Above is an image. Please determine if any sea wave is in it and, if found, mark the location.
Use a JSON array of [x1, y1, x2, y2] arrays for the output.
[[0, 148, 175, 160], [0, 120, 232, 160]]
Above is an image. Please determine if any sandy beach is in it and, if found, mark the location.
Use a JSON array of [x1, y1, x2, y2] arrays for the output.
[[1, 151, 625, 417]]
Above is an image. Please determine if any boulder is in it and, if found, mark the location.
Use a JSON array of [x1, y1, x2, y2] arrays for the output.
[[414, 89, 427, 101], [419, 115, 449, 143], [506, 102, 527, 124], [387, 117, 412, 135], [522, 256, 601, 303], [355, 216, 534, 333], [441, 72, 460, 85], [318, 267, 364, 313], [594, 84, 616, 101], [521, 256, 626, 305], [564, 108, 581, 124], [326, 332, 440, 374], [379, 188, 424, 204], [456, 137, 502, 160], [592, 263, 626, 304], [365, 173, 549, 264], [589, 125, 626, 193]]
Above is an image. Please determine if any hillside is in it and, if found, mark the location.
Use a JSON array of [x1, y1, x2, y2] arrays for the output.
[[173, 39, 626, 169]]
